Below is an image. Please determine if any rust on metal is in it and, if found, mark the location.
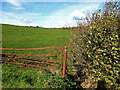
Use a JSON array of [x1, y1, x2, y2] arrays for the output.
[[1, 46, 67, 77], [63, 46, 68, 77]]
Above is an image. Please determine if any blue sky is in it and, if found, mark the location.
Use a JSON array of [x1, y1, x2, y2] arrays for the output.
[[1, 0, 106, 28]]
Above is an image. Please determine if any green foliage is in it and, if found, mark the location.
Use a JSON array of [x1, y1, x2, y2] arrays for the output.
[[2, 63, 77, 88], [69, 1, 120, 89]]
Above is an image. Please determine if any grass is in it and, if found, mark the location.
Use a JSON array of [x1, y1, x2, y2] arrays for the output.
[[2, 24, 71, 48], [2, 63, 77, 88], [2, 24, 77, 88]]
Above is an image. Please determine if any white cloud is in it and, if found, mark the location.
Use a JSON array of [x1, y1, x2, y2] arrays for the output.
[[46, 2, 100, 27], [42, 20, 68, 28], [11, 7, 25, 10], [1, 2, 101, 28], [18, 23, 40, 26], [40, 15, 77, 28], [1, 12, 33, 24], [6, 0, 21, 7], [69, 10, 86, 19], [23, 18, 32, 23], [6, 0, 26, 10]]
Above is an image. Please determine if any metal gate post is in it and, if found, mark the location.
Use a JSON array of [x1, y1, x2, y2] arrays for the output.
[[63, 46, 67, 77]]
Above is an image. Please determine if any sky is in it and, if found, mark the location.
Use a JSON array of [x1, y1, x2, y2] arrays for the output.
[[0, 0, 106, 28]]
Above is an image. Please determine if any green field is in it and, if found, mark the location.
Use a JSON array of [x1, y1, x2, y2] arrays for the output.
[[2, 24, 71, 48], [2, 24, 78, 88], [2, 24, 71, 66], [2, 24, 71, 65]]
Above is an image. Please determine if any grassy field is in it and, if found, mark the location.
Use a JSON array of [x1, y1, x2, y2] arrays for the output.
[[2, 24, 71, 48], [2, 24, 78, 88], [2, 63, 77, 88]]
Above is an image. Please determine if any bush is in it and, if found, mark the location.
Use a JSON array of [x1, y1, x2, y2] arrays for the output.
[[69, 0, 120, 89]]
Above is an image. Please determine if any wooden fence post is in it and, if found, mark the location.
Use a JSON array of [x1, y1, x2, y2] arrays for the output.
[[63, 46, 67, 77]]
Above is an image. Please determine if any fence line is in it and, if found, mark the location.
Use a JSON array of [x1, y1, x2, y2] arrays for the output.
[[0, 46, 67, 77]]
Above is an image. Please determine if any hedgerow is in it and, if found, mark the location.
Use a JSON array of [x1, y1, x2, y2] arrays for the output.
[[69, 0, 120, 89]]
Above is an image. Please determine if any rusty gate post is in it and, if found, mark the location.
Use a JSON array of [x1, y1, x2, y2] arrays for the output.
[[63, 46, 67, 77]]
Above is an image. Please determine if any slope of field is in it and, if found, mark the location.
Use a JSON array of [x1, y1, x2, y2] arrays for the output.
[[2, 24, 71, 48], [2, 24, 77, 88]]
